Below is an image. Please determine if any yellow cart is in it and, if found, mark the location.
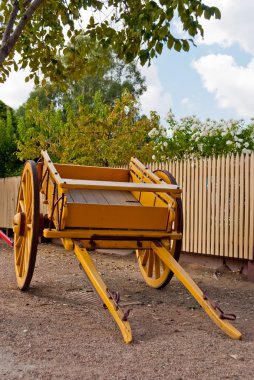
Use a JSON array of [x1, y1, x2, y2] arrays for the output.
[[13, 150, 242, 343]]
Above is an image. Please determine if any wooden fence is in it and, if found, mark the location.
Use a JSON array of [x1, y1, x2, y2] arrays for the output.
[[0, 176, 20, 230], [149, 153, 254, 261], [0, 153, 253, 260]]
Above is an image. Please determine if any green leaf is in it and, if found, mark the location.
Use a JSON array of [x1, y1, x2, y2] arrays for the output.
[[155, 42, 163, 55], [182, 40, 189, 52], [204, 9, 211, 20], [167, 36, 174, 49], [174, 40, 181, 52]]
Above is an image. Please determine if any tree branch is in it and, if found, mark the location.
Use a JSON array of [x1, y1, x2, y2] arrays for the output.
[[1, 1, 20, 47], [0, 0, 44, 65]]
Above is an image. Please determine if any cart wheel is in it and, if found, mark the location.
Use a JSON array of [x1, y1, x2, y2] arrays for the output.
[[13, 160, 40, 290], [136, 170, 183, 289]]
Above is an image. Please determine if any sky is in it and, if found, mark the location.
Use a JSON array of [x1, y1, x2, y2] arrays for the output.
[[0, 0, 254, 124]]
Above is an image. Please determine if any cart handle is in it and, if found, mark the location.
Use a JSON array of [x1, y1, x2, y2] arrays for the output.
[[0, 230, 13, 247]]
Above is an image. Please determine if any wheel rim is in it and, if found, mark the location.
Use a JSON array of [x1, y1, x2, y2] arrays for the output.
[[136, 170, 183, 289], [13, 160, 39, 290]]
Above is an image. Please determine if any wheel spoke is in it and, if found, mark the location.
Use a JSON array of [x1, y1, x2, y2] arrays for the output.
[[23, 234, 30, 274], [15, 235, 23, 248], [25, 172, 31, 212], [141, 250, 149, 266], [147, 251, 154, 277], [19, 200, 25, 212], [154, 254, 160, 279], [16, 238, 24, 265], [18, 240, 25, 276]]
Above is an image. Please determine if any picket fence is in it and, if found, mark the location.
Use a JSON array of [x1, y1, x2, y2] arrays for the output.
[[0, 153, 253, 260]]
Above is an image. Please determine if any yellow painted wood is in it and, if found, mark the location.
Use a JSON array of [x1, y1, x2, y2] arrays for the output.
[[54, 163, 130, 182], [151, 242, 242, 340], [65, 203, 168, 230], [74, 242, 132, 344], [43, 228, 180, 240], [60, 178, 181, 193], [80, 240, 153, 249]]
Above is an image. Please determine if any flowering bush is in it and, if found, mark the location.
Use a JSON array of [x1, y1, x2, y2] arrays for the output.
[[149, 112, 254, 160]]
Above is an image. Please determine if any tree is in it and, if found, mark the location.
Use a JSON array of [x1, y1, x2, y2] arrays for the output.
[[0, 100, 21, 177], [17, 38, 146, 115], [149, 112, 254, 160], [0, 1, 221, 84], [17, 91, 157, 166]]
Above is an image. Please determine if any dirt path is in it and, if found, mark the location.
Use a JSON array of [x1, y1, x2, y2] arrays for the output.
[[1, 241, 254, 380]]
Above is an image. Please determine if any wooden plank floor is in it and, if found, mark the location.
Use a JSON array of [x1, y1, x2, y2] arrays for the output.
[[67, 189, 141, 206]]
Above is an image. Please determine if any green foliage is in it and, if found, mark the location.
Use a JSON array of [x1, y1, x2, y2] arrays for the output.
[[0, 1, 221, 84], [17, 91, 157, 166], [0, 101, 21, 177], [149, 112, 254, 160], [18, 38, 146, 116]]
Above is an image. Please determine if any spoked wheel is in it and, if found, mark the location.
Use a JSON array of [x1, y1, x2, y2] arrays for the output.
[[136, 170, 183, 289], [13, 160, 40, 290]]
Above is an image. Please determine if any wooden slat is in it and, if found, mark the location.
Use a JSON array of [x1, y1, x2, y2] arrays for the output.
[[234, 155, 240, 258], [215, 157, 220, 256], [249, 153, 254, 260], [206, 158, 212, 254], [201, 158, 207, 254], [210, 157, 216, 255], [244, 155, 250, 259], [190, 160, 195, 253], [224, 155, 230, 257], [182, 159, 187, 252], [220, 156, 225, 256], [193, 159, 199, 253], [185, 159, 191, 252], [229, 155, 235, 257], [198, 159, 203, 253], [238, 154, 244, 259]]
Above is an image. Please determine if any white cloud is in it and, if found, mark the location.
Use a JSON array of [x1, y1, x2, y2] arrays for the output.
[[201, 0, 254, 55], [0, 69, 33, 109], [139, 63, 172, 122], [191, 1, 254, 118], [192, 54, 254, 117]]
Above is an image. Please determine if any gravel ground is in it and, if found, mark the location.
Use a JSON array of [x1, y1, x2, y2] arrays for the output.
[[0, 241, 254, 380]]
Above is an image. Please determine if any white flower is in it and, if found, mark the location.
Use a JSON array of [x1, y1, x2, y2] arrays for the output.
[[152, 155, 156, 160], [167, 110, 175, 119], [226, 140, 232, 145], [163, 141, 168, 147], [148, 128, 158, 138], [244, 142, 249, 148], [242, 148, 251, 154], [235, 142, 241, 148], [124, 106, 130, 115]]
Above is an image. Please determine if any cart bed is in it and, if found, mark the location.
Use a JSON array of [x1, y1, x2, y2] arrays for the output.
[[67, 189, 141, 206]]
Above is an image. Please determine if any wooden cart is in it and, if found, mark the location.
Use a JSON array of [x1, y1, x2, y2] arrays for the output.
[[12, 150, 242, 343]]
